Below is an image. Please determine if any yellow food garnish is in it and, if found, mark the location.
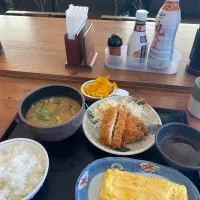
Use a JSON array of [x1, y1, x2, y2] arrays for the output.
[[82, 76, 118, 98]]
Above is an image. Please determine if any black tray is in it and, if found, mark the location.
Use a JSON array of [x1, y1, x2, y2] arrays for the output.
[[1, 106, 199, 200]]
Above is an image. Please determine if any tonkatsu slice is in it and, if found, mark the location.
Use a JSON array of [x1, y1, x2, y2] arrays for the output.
[[111, 110, 127, 149], [122, 113, 148, 146], [99, 107, 118, 146]]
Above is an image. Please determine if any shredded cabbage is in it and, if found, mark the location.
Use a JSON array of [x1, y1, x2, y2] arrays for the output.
[[90, 99, 146, 129]]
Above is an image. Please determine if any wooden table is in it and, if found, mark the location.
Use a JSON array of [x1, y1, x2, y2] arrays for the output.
[[0, 16, 199, 137], [0, 16, 198, 90], [0, 75, 199, 138]]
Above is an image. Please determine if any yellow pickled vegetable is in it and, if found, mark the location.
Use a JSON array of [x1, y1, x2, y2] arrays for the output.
[[82, 76, 118, 98]]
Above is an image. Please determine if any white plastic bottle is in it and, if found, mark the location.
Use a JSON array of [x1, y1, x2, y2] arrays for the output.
[[148, 0, 181, 68], [127, 10, 148, 67]]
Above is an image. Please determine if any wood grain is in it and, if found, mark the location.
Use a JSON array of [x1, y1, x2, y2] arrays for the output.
[[0, 16, 198, 91], [0, 76, 199, 138]]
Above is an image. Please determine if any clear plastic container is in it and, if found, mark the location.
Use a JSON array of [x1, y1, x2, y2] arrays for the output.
[[105, 45, 127, 67], [105, 45, 182, 75]]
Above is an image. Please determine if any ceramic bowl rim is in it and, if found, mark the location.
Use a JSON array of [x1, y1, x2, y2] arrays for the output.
[[19, 85, 85, 129], [155, 122, 200, 170], [196, 77, 200, 89], [80, 80, 116, 100]]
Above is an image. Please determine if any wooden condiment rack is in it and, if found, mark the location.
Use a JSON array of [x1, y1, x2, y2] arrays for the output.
[[64, 22, 98, 68]]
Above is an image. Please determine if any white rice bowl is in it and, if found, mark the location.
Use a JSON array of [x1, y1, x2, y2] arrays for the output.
[[0, 138, 49, 200]]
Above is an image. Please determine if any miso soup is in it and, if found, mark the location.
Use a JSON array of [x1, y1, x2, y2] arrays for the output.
[[26, 96, 81, 126]]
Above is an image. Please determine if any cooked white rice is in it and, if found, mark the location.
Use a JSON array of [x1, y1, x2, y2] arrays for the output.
[[0, 142, 45, 200]]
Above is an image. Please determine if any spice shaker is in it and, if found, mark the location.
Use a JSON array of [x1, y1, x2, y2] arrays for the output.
[[188, 77, 200, 119], [108, 34, 123, 56], [106, 34, 124, 65], [0, 42, 4, 55]]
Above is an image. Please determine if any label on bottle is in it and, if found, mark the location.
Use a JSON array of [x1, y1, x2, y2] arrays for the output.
[[148, 0, 180, 68], [109, 47, 121, 56], [127, 19, 148, 66], [127, 44, 147, 64], [140, 35, 147, 43], [134, 20, 146, 32], [150, 20, 179, 57], [140, 45, 147, 63], [163, 0, 180, 11], [148, 8, 180, 68]]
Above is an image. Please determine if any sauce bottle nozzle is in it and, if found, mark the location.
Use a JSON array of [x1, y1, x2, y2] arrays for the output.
[[136, 10, 149, 22]]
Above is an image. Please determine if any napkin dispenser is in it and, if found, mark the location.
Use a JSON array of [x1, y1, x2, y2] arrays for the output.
[[64, 22, 98, 68]]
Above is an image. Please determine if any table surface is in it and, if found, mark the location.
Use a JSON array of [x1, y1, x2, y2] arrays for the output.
[[0, 16, 198, 91], [0, 15, 200, 199], [0, 15, 199, 136], [0, 75, 200, 139]]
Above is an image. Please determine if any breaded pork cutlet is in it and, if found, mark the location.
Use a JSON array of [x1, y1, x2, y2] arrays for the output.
[[122, 113, 139, 146], [122, 113, 148, 146], [129, 116, 148, 137], [99, 107, 118, 146], [137, 121, 148, 136], [111, 110, 127, 149]]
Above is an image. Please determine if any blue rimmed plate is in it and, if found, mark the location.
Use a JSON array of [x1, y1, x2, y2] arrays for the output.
[[75, 157, 200, 200]]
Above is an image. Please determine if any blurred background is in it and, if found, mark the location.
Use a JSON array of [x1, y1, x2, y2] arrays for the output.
[[0, 0, 199, 23]]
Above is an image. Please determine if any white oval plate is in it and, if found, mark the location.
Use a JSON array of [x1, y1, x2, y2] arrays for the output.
[[83, 96, 162, 155]]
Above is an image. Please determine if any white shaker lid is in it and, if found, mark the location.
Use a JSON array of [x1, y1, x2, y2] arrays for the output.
[[136, 10, 149, 21]]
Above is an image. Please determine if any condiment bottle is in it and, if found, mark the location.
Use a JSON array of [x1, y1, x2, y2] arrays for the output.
[[186, 26, 200, 76], [148, 0, 181, 68], [127, 10, 148, 67], [0, 42, 4, 55], [108, 34, 123, 56]]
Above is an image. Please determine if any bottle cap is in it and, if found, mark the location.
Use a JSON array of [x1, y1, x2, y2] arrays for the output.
[[107, 34, 123, 47], [136, 10, 148, 21]]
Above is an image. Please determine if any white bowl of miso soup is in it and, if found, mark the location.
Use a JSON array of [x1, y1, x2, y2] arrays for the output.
[[19, 85, 85, 141]]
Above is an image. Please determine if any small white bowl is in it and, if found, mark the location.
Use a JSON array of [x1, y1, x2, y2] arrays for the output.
[[0, 138, 49, 200], [81, 80, 129, 100]]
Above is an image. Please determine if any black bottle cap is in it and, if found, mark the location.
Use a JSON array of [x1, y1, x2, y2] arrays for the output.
[[107, 34, 123, 47]]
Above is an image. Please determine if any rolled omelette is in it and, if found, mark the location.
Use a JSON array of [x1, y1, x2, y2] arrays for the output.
[[99, 169, 188, 200]]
